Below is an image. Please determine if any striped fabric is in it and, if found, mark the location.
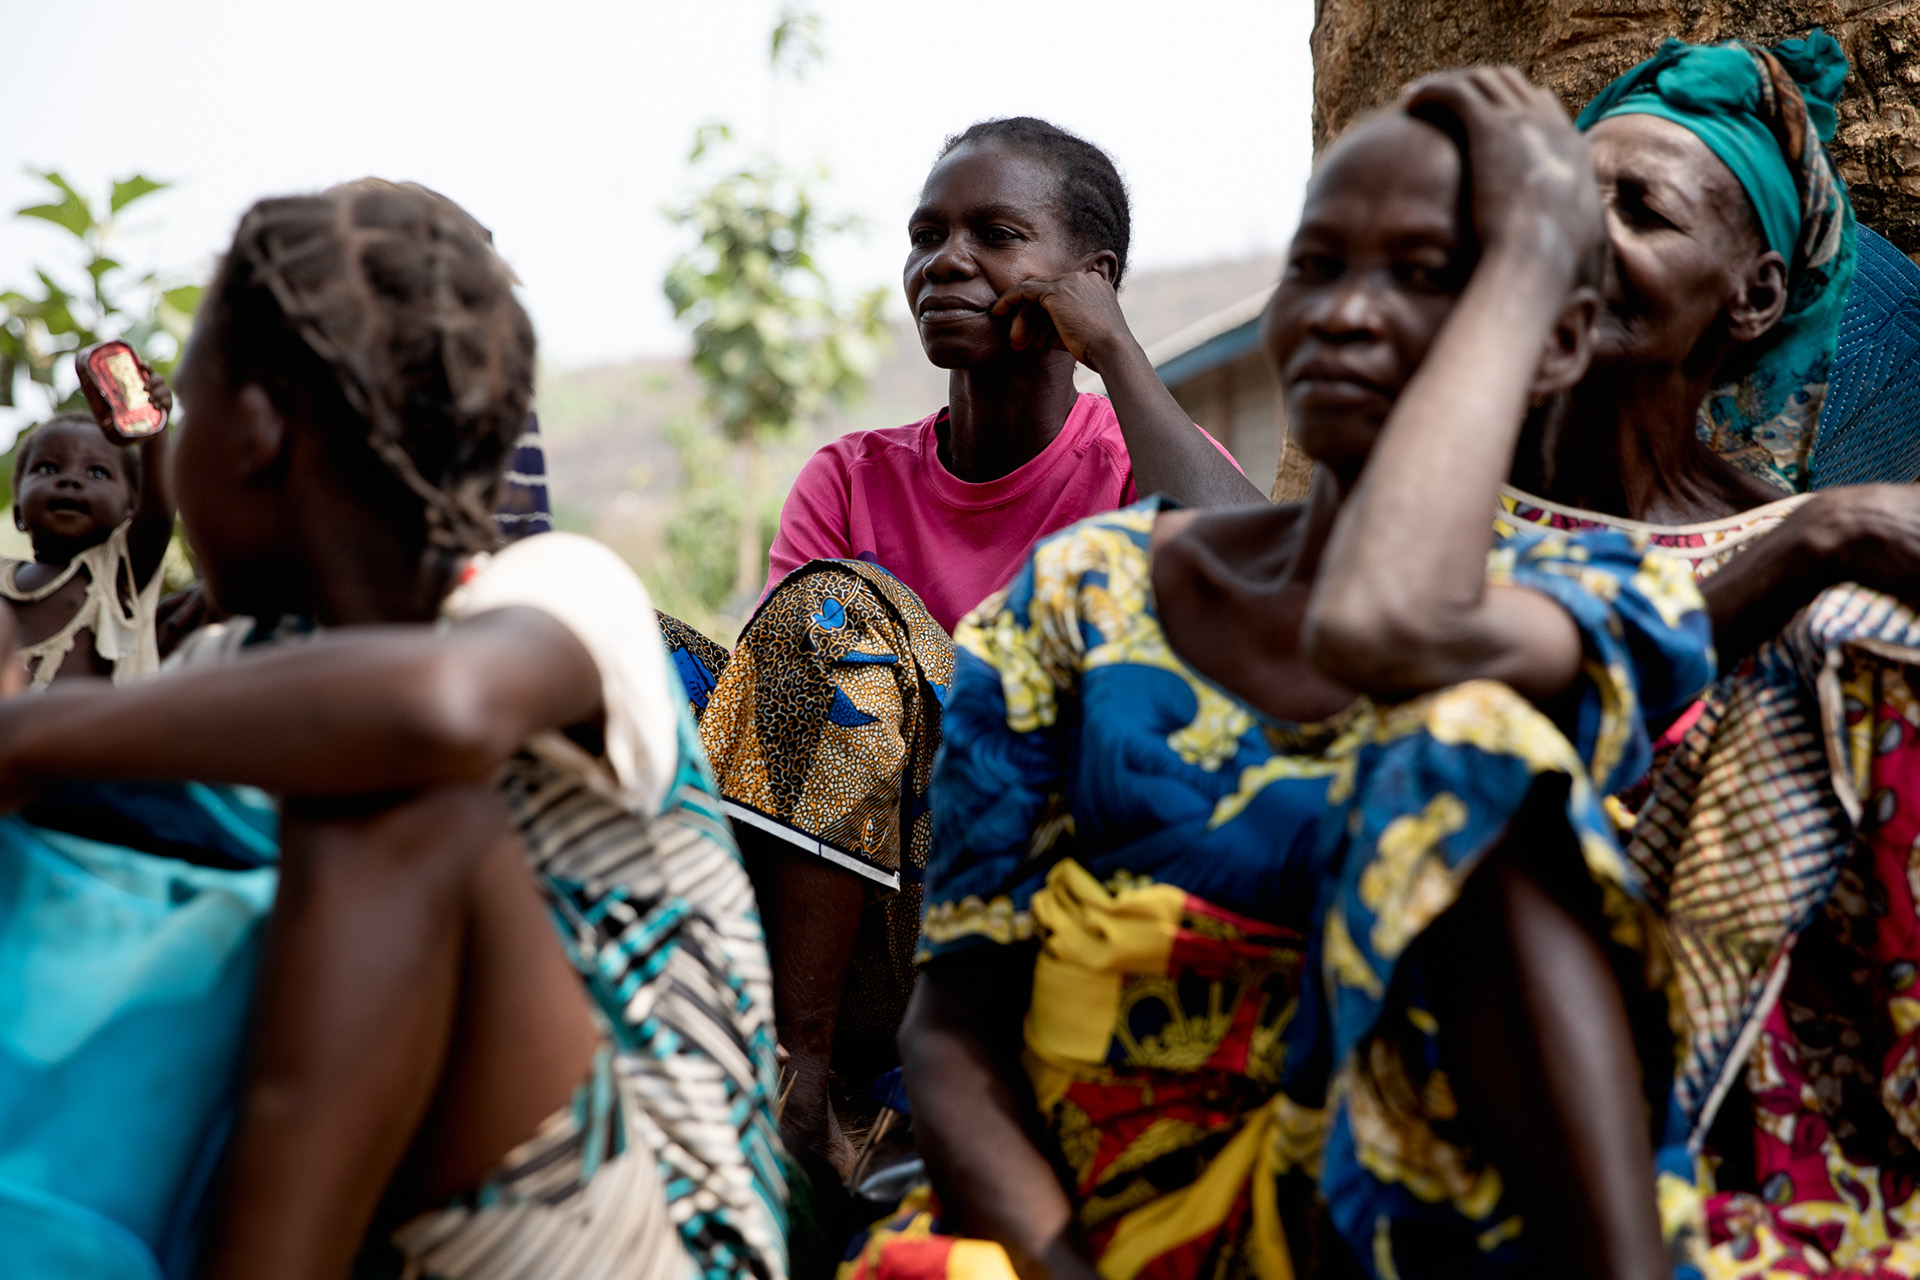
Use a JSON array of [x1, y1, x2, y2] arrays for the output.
[[495, 413, 556, 542], [391, 1049, 690, 1280], [465, 711, 788, 1280], [1631, 586, 1920, 1136]]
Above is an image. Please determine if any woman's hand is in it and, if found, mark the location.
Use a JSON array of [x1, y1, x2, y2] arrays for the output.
[[1701, 485, 1920, 667], [990, 271, 1135, 375], [1812, 485, 1920, 598], [1403, 66, 1605, 276]]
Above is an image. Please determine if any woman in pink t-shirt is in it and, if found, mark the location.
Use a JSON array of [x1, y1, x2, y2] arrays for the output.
[[660, 116, 1264, 1190]]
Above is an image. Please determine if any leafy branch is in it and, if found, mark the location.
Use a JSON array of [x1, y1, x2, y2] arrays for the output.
[[0, 170, 203, 415]]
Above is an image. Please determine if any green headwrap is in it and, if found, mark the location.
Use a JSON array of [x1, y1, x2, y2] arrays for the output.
[[1576, 32, 1857, 493]]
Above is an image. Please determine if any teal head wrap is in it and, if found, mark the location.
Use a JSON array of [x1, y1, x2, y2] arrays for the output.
[[1576, 32, 1857, 492]]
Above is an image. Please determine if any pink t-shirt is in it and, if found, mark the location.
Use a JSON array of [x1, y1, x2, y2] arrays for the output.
[[763, 393, 1238, 633]]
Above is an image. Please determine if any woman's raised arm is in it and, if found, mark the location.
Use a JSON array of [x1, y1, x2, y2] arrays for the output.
[[0, 606, 601, 802], [992, 271, 1268, 509], [1305, 69, 1606, 701]]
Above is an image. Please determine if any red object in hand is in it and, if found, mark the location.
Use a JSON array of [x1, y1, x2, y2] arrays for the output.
[[74, 341, 167, 444]]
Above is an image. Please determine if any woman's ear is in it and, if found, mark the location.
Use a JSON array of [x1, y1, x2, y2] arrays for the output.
[[1078, 248, 1121, 287], [1727, 250, 1789, 343], [234, 385, 292, 485], [1530, 285, 1601, 401]]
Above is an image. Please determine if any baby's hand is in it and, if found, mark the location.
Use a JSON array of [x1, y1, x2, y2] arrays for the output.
[[143, 366, 174, 423], [1401, 67, 1604, 278]]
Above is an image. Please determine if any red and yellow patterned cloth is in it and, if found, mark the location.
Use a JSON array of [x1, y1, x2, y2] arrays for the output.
[[842, 860, 1325, 1280]]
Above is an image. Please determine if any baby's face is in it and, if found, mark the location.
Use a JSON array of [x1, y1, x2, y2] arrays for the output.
[[16, 421, 133, 552], [1264, 112, 1468, 482]]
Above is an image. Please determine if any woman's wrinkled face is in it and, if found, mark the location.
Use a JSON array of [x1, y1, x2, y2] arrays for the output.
[[1586, 113, 1766, 368], [903, 142, 1087, 369], [1264, 113, 1468, 480]]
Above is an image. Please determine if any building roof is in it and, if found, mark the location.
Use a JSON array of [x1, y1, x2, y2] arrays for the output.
[[1076, 285, 1275, 394]]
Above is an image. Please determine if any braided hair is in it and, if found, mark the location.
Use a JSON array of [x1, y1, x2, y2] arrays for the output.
[[210, 179, 534, 565], [939, 117, 1131, 286]]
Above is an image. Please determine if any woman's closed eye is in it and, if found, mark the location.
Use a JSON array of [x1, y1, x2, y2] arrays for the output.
[[1613, 184, 1679, 233]]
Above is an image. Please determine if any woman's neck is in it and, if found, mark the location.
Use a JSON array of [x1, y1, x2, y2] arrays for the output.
[[1540, 360, 1783, 525], [1149, 465, 1357, 725], [939, 349, 1081, 483], [294, 499, 450, 628]]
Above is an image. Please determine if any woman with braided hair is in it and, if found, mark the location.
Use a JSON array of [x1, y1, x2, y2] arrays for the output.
[[0, 180, 785, 1280], [663, 116, 1263, 1187]]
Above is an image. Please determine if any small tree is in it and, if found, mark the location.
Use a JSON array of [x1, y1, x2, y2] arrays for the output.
[[1, 172, 203, 420], [663, 8, 886, 610]]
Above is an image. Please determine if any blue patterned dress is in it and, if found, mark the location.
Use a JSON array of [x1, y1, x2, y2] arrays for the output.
[[916, 499, 1715, 1279]]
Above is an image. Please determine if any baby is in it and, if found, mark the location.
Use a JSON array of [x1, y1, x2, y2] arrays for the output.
[[3, 381, 173, 687]]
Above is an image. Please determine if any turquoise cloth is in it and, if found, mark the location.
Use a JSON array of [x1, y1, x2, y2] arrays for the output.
[[0, 791, 279, 1280], [1578, 32, 1857, 493]]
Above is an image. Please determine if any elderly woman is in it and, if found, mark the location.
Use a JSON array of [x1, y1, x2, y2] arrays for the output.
[[1496, 31, 1920, 1276]]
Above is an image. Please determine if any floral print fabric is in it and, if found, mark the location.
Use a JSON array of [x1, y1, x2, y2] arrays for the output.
[[915, 501, 1713, 1278]]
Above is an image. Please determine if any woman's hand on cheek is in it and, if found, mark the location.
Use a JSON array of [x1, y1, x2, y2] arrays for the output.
[[1402, 66, 1604, 274], [990, 272, 1135, 373]]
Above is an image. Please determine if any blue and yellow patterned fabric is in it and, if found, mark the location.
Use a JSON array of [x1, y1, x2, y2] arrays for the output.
[[919, 500, 1715, 1279], [1294, 533, 1714, 1278]]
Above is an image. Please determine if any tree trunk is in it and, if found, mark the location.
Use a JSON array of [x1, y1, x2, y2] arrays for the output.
[[1311, 0, 1920, 258]]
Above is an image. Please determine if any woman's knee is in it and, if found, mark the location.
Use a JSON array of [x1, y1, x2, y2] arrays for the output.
[[278, 784, 514, 902]]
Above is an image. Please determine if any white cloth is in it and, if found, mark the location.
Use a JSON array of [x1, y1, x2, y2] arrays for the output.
[[447, 532, 678, 817], [0, 523, 162, 688]]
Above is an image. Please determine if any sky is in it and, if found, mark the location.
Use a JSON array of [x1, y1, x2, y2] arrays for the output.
[[2, 0, 1315, 426]]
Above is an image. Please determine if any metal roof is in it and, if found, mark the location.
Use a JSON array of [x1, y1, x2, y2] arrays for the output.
[[1075, 284, 1275, 394]]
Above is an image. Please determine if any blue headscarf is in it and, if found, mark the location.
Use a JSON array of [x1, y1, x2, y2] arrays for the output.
[[1577, 32, 1857, 493]]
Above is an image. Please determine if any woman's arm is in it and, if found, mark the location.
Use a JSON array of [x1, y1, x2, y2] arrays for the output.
[[901, 952, 1102, 1280], [1703, 485, 1920, 667], [127, 369, 178, 589], [0, 606, 601, 801], [1306, 70, 1603, 701], [991, 273, 1267, 509]]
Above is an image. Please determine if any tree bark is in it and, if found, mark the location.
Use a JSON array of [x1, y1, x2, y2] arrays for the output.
[[1312, 0, 1920, 257]]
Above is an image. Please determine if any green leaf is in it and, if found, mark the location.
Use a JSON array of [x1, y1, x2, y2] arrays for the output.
[[17, 200, 90, 239], [110, 175, 167, 213], [160, 284, 205, 316], [86, 257, 122, 285]]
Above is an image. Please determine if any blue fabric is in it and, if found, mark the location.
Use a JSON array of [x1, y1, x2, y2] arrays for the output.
[[1280, 528, 1713, 1278], [495, 411, 554, 542], [1811, 225, 1920, 487], [0, 789, 279, 1280]]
